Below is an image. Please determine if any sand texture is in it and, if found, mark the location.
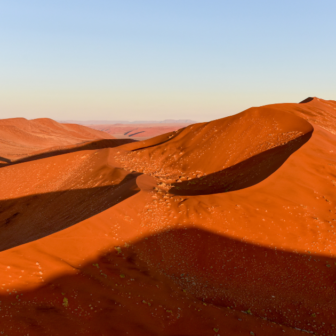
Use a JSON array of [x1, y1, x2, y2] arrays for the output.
[[0, 98, 336, 335]]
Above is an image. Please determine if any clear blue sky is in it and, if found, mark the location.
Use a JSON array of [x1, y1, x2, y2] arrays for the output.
[[0, 1, 335, 121]]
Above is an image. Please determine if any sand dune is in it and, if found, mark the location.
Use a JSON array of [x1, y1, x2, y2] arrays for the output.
[[0, 98, 335, 335], [88, 123, 193, 139], [0, 117, 114, 162]]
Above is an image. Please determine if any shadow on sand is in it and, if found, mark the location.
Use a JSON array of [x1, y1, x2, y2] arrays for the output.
[[0, 128, 332, 335], [0, 225, 333, 335], [0, 138, 137, 168], [0, 173, 141, 251], [169, 132, 312, 195]]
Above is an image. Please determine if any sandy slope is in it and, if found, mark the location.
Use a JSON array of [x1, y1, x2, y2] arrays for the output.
[[0, 98, 335, 335], [0, 117, 114, 162]]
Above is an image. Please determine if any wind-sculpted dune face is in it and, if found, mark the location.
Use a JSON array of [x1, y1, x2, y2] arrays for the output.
[[0, 117, 114, 162], [0, 98, 336, 335], [117, 108, 314, 194]]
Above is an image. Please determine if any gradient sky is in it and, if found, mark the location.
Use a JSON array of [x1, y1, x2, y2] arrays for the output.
[[0, 1, 335, 122]]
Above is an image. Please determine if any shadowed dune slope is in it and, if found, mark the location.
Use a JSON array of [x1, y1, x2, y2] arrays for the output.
[[117, 107, 313, 181], [0, 98, 336, 335], [0, 147, 140, 251], [0, 117, 114, 161]]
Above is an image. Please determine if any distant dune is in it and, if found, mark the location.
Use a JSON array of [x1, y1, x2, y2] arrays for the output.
[[87, 122, 193, 139], [59, 119, 196, 125], [0, 117, 114, 162], [0, 98, 336, 335]]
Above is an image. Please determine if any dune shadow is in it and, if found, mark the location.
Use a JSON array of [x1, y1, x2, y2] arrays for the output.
[[0, 125, 331, 334], [0, 156, 11, 168], [170, 132, 312, 196], [128, 127, 187, 152], [0, 225, 333, 334], [2, 139, 136, 168], [128, 227, 335, 333], [124, 129, 139, 136], [128, 131, 145, 137], [0, 156, 11, 164], [300, 97, 314, 104], [0, 172, 141, 251]]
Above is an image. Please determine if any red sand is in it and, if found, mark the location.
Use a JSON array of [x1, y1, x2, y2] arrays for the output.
[[88, 123, 192, 139], [0, 117, 114, 162], [0, 98, 336, 335]]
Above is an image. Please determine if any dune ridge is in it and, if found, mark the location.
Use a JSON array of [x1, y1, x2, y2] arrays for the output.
[[0, 98, 335, 335], [0, 117, 114, 162]]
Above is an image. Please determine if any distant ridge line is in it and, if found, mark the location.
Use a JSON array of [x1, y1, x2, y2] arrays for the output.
[[59, 119, 196, 125]]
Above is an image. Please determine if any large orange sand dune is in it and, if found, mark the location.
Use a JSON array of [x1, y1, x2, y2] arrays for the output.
[[0, 98, 336, 335], [0, 117, 114, 163]]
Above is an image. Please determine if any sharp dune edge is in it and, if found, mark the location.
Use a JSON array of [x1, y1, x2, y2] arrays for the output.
[[0, 98, 336, 335]]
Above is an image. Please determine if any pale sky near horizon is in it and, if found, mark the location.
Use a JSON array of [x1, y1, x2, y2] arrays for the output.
[[0, 1, 335, 122]]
